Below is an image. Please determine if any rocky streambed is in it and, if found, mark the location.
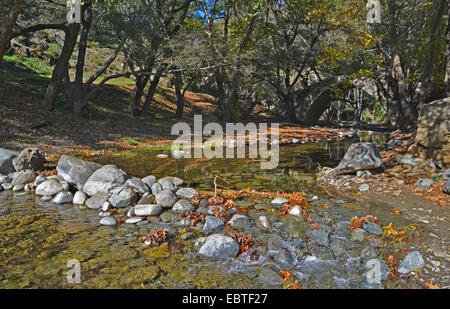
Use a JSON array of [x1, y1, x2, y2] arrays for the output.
[[0, 138, 448, 289]]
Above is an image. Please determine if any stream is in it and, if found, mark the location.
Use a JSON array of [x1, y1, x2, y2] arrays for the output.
[[1, 133, 426, 289]]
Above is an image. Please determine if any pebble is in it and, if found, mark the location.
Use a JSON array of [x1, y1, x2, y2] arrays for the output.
[[359, 184, 370, 192], [398, 251, 425, 274], [125, 217, 143, 224], [257, 215, 271, 231], [134, 204, 163, 216], [2, 183, 13, 191], [52, 191, 73, 204], [100, 217, 117, 226]]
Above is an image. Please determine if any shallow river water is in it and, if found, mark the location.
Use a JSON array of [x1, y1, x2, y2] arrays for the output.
[[1, 134, 420, 289]]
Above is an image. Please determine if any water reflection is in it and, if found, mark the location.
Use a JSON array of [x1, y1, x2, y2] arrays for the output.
[[96, 134, 389, 193]]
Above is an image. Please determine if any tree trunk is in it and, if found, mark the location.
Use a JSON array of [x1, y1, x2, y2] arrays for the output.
[[387, 0, 417, 128], [72, 3, 93, 115], [128, 75, 150, 115], [0, 0, 25, 64], [42, 23, 80, 111], [140, 66, 164, 115], [446, 2, 450, 97], [419, 0, 448, 105], [174, 71, 184, 119]]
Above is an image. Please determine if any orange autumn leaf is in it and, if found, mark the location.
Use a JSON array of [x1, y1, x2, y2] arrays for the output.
[[425, 279, 439, 289]]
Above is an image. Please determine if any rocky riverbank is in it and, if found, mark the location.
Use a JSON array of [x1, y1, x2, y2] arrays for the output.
[[0, 143, 448, 289]]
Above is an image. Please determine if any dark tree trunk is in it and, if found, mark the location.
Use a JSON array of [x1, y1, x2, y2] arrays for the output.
[[419, 0, 448, 105], [387, 0, 417, 128], [215, 69, 228, 122], [174, 71, 184, 119], [0, 0, 25, 64], [72, 3, 93, 115], [140, 66, 164, 115], [128, 75, 150, 115], [42, 23, 80, 111]]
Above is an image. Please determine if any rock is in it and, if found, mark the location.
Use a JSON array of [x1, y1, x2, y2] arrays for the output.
[[98, 212, 111, 217], [102, 202, 110, 212], [35, 179, 64, 196], [398, 155, 422, 166], [0, 185, 3, 192], [444, 180, 450, 194], [40, 195, 53, 201], [198, 234, 240, 259], [414, 178, 434, 190], [359, 184, 370, 192], [142, 175, 156, 188], [336, 142, 383, 174], [275, 249, 296, 267], [361, 247, 379, 259], [172, 199, 194, 213], [109, 187, 137, 208], [158, 178, 177, 191], [34, 175, 46, 186], [176, 188, 198, 199], [12, 148, 46, 171], [125, 177, 149, 194], [257, 267, 283, 287], [362, 221, 382, 235], [151, 183, 163, 195], [415, 98, 450, 167], [12, 169, 36, 186], [52, 191, 73, 204], [288, 205, 303, 217], [138, 192, 155, 205], [155, 190, 178, 208], [228, 214, 249, 229], [12, 184, 24, 191], [56, 155, 102, 189], [270, 197, 289, 207], [0, 148, 17, 174], [307, 226, 331, 246], [73, 191, 87, 205], [181, 232, 195, 241], [60, 180, 70, 192], [257, 216, 271, 231], [351, 228, 366, 242], [442, 169, 450, 181], [398, 251, 425, 274], [83, 165, 127, 196], [134, 204, 163, 216], [127, 207, 135, 217], [2, 183, 13, 191], [163, 176, 184, 186], [0, 174, 11, 183], [86, 192, 110, 209], [203, 216, 225, 235], [160, 210, 177, 223], [100, 217, 117, 226], [125, 217, 143, 224]]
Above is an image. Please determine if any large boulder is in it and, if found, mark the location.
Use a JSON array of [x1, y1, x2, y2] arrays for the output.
[[12, 169, 36, 186], [35, 179, 64, 196], [83, 165, 127, 196], [198, 234, 240, 259], [415, 98, 450, 168], [0, 148, 17, 174], [336, 142, 383, 174], [57, 155, 102, 190], [108, 186, 137, 208], [13, 148, 46, 171]]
